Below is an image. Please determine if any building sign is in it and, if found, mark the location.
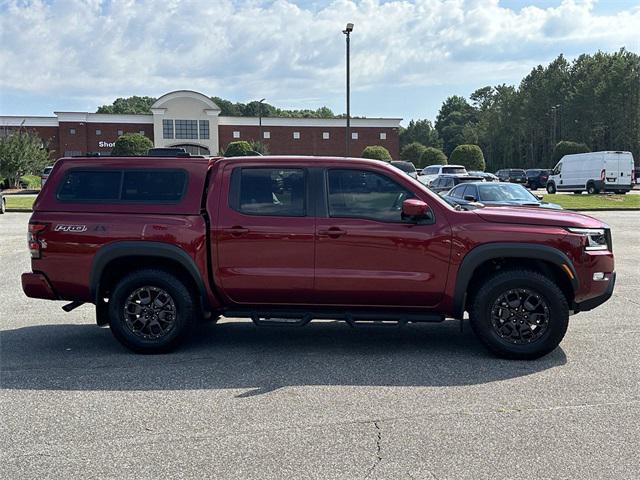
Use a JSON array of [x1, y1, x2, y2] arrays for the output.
[[98, 140, 115, 148]]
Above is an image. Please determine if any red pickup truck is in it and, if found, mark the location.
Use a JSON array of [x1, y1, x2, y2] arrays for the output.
[[22, 155, 615, 359]]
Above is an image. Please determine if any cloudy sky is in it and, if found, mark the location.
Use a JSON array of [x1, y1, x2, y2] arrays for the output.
[[0, 0, 638, 123]]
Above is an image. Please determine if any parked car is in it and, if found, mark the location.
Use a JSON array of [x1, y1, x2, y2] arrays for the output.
[[442, 182, 562, 210], [496, 169, 527, 184], [547, 151, 635, 194], [0, 190, 5, 214], [40, 166, 54, 187], [525, 169, 552, 189], [390, 161, 418, 179], [418, 164, 467, 185], [429, 174, 485, 193], [22, 154, 615, 359], [468, 170, 499, 182]]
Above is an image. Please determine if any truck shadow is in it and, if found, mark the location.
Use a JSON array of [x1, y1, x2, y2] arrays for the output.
[[0, 320, 566, 394]]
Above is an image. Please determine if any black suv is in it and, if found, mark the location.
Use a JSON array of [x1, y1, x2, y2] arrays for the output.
[[496, 169, 527, 184], [525, 169, 551, 189]]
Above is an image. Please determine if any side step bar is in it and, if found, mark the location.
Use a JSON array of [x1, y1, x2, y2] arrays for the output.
[[224, 309, 444, 327]]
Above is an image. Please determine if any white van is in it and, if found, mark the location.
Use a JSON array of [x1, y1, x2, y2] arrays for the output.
[[547, 151, 635, 194]]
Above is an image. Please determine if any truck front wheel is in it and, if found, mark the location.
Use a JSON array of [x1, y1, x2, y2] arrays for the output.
[[470, 270, 569, 360], [108, 269, 195, 353]]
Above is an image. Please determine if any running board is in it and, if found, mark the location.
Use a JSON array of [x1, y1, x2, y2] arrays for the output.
[[224, 309, 444, 327]]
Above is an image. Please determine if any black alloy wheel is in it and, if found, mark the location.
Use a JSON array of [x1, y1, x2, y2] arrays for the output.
[[490, 288, 549, 344], [123, 286, 177, 340]]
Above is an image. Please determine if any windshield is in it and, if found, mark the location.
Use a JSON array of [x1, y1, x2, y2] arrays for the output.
[[477, 183, 538, 202], [442, 166, 467, 175], [391, 162, 416, 174], [509, 169, 526, 176]]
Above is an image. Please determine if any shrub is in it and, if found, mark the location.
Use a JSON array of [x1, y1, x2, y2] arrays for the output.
[[400, 142, 427, 163], [552, 140, 590, 163], [449, 144, 486, 171], [418, 147, 447, 168], [224, 141, 253, 157], [111, 133, 153, 156], [361, 145, 392, 161], [248, 140, 269, 155]]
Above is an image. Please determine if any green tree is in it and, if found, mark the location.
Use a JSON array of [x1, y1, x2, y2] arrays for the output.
[[97, 96, 157, 114], [0, 129, 50, 188], [418, 147, 447, 168], [435, 96, 476, 155], [449, 144, 486, 171], [552, 140, 590, 163], [361, 145, 392, 161], [400, 142, 427, 163], [399, 119, 442, 149], [224, 141, 253, 157], [111, 133, 153, 156]]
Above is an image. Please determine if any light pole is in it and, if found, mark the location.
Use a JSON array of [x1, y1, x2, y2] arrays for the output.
[[342, 23, 353, 157], [258, 98, 265, 151]]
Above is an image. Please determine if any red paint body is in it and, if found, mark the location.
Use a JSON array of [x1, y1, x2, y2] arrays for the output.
[[22, 155, 615, 318]]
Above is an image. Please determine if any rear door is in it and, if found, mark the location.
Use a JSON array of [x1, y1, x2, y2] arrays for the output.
[[314, 167, 451, 307], [214, 164, 315, 304]]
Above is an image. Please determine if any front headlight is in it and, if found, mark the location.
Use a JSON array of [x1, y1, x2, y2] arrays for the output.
[[567, 227, 609, 251]]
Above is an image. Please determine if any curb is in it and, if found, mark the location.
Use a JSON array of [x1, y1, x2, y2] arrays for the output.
[[566, 208, 640, 212]]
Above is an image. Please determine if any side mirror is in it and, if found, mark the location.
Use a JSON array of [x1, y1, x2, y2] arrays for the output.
[[463, 195, 477, 202], [402, 198, 430, 220], [535, 194, 543, 200]]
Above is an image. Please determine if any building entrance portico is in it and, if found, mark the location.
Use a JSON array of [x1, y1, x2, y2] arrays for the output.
[[151, 90, 221, 155]]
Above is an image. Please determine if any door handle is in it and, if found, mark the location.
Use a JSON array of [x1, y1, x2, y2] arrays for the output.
[[224, 226, 249, 236], [317, 227, 346, 238]]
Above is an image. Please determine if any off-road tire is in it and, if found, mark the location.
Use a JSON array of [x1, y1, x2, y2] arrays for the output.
[[108, 269, 195, 353], [470, 270, 569, 360]]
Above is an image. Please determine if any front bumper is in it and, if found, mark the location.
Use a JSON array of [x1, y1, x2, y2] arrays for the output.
[[574, 271, 616, 312], [22, 272, 58, 300]]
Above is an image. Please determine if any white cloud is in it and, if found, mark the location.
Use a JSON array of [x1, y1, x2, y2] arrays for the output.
[[0, 0, 638, 112]]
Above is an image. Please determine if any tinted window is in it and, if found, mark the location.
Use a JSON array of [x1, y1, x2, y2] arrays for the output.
[[449, 185, 465, 198], [431, 178, 441, 187], [57, 169, 187, 202], [442, 177, 454, 187], [122, 170, 186, 202], [237, 168, 305, 216], [424, 167, 439, 175], [57, 170, 122, 201], [442, 166, 467, 175], [464, 185, 478, 199], [328, 169, 412, 222]]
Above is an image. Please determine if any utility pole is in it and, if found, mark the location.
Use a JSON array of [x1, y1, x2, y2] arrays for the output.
[[258, 98, 265, 151], [342, 23, 353, 157]]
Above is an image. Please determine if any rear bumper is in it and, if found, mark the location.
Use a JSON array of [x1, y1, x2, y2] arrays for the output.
[[22, 272, 58, 300], [574, 271, 616, 312]]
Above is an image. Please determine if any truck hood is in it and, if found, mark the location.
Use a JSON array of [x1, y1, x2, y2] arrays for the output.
[[474, 206, 605, 228]]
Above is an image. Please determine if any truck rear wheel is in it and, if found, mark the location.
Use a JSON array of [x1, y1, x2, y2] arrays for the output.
[[108, 269, 195, 353], [470, 270, 569, 360]]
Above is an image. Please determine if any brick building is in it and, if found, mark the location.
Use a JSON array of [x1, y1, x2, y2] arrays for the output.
[[0, 90, 401, 158]]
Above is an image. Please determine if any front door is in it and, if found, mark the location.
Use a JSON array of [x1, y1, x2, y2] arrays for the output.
[[314, 168, 451, 308], [215, 165, 315, 304]]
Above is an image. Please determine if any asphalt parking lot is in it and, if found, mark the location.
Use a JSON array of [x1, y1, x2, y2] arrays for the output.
[[1, 211, 639, 479]]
